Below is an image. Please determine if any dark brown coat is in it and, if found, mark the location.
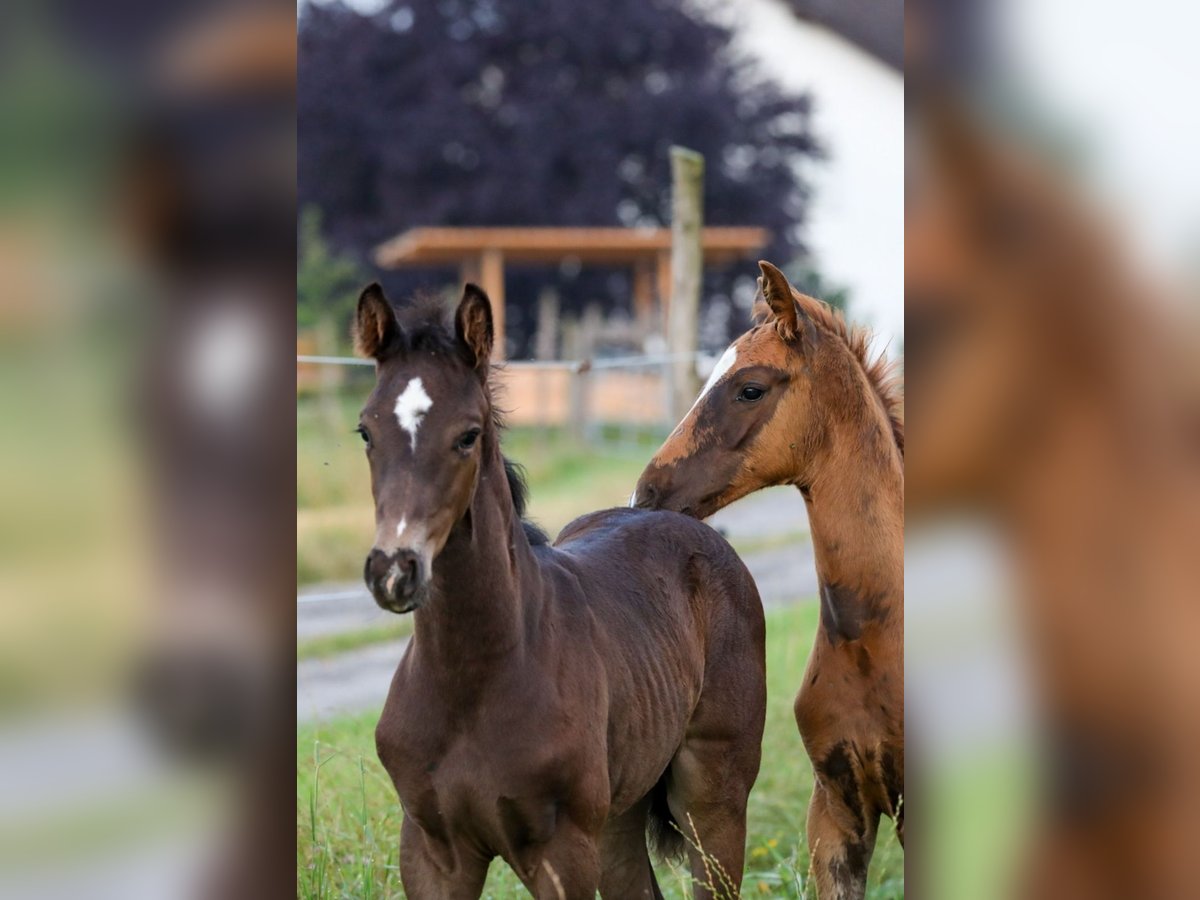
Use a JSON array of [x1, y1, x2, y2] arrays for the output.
[[355, 283, 767, 899]]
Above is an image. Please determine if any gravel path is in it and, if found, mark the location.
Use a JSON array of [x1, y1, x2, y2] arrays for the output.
[[297, 488, 814, 724]]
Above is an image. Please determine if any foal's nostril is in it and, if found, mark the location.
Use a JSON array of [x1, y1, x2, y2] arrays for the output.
[[634, 481, 660, 509], [399, 553, 418, 586], [364, 547, 424, 610], [364, 548, 391, 588]]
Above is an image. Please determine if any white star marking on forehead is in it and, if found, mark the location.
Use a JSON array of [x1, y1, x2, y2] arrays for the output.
[[394, 378, 433, 451]]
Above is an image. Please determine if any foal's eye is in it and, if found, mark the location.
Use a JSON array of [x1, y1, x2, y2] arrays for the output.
[[737, 385, 766, 402], [355, 425, 370, 446], [456, 428, 481, 451]]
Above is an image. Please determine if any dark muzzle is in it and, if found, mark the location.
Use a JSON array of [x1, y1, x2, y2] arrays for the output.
[[364, 547, 425, 613]]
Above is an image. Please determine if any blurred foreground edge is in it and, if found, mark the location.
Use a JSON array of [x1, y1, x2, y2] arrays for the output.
[[75, 2, 297, 898], [906, 34, 1200, 900]]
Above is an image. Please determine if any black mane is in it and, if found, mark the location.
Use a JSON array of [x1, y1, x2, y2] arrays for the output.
[[386, 293, 548, 547], [504, 457, 550, 546]]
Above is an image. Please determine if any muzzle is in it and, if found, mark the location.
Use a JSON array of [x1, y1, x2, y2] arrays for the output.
[[364, 547, 426, 613]]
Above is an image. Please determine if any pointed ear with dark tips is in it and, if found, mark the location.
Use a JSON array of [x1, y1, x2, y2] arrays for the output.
[[353, 283, 400, 360], [757, 260, 805, 341], [455, 283, 493, 372]]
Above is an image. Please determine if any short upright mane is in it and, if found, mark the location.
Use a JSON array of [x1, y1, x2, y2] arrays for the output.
[[757, 295, 905, 456]]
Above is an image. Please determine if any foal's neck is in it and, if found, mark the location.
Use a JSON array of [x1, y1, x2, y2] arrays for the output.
[[414, 441, 537, 682], [803, 385, 904, 614]]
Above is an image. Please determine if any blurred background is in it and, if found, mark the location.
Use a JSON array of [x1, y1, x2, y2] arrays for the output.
[[907, 0, 1200, 897], [294, 0, 904, 896], [13, 0, 1196, 896], [0, 1, 295, 898]]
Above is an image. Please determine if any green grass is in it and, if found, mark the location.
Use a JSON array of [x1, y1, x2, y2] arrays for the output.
[[297, 603, 904, 898], [297, 390, 663, 586], [926, 748, 1033, 900]]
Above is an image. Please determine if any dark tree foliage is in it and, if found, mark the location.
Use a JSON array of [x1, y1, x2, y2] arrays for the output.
[[299, 0, 820, 353]]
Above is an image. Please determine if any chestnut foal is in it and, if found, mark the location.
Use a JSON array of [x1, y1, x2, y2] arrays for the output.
[[634, 262, 904, 900], [355, 283, 766, 899]]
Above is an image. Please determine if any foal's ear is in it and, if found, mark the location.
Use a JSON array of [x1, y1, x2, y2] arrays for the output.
[[353, 283, 400, 360], [455, 283, 493, 372], [757, 260, 808, 342]]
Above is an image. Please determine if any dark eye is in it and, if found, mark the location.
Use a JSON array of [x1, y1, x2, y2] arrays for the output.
[[355, 424, 371, 446], [456, 428, 481, 451], [737, 385, 766, 402]]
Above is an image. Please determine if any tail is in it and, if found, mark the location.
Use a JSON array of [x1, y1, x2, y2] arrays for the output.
[[646, 771, 687, 862]]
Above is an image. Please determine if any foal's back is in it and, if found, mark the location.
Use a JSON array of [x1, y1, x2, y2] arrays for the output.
[[551, 507, 762, 658]]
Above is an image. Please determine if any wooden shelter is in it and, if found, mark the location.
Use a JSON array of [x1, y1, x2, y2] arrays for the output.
[[373, 226, 769, 358]]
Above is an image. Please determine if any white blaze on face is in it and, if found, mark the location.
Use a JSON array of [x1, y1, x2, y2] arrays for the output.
[[394, 378, 433, 451], [670, 343, 739, 435]]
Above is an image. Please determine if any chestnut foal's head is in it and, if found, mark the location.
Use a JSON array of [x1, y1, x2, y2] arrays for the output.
[[353, 282, 494, 613], [634, 260, 901, 519]]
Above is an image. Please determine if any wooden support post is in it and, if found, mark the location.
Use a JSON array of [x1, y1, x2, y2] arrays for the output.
[[459, 257, 481, 291], [667, 146, 704, 420], [534, 286, 559, 361], [655, 250, 672, 336], [632, 260, 656, 340], [479, 248, 505, 360], [534, 286, 560, 433]]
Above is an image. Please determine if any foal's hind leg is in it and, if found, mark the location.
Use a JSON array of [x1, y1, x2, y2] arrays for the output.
[[667, 735, 762, 899], [805, 778, 879, 900], [598, 799, 664, 900]]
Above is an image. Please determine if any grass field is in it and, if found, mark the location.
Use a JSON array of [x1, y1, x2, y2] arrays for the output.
[[296, 602, 904, 898]]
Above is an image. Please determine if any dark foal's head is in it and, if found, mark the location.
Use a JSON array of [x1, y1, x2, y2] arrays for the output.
[[353, 282, 495, 613], [634, 261, 903, 518]]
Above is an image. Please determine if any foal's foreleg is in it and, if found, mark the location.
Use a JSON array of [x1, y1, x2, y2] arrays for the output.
[[398, 817, 490, 900], [524, 820, 601, 900], [805, 778, 879, 900]]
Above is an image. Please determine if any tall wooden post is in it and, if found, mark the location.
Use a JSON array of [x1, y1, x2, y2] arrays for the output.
[[667, 146, 704, 420], [479, 248, 506, 360], [655, 250, 672, 337]]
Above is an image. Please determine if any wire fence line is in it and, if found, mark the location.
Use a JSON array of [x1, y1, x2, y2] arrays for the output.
[[298, 350, 709, 444], [297, 352, 703, 371]]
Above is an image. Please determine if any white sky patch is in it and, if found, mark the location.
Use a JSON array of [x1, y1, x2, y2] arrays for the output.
[[394, 378, 433, 451]]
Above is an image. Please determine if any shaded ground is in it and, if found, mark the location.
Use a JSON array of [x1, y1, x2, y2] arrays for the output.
[[298, 487, 812, 723]]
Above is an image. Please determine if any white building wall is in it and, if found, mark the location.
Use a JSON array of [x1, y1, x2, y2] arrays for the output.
[[714, 0, 905, 355]]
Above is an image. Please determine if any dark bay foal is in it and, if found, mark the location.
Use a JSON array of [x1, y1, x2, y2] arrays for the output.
[[353, 282, 766, 899]]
